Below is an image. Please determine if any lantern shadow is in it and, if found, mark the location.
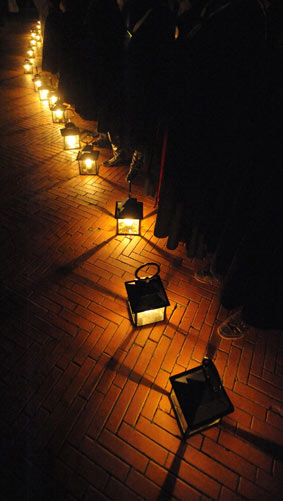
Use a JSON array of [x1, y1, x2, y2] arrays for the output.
[[140, 235, 184, 269], [55, 235, 116, 276], [67, 271, 126, 302], [143, 208, 157, 220], [205, 326, 221, 360], [157, 441, 187, 500], [220, 420, 283, 461], [98, 175, 130, 194]]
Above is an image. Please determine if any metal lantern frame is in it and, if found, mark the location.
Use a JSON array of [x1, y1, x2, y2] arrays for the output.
[[48, 90, 60, 109], [77, 144, 100, 175], [125, 262, 170, 327], [115, 196, 143, 236], [51, 101, 67, 123], [60, 122, 81, 150]]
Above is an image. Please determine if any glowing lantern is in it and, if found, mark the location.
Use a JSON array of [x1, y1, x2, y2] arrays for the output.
[[60, 122, 80, 150], [23, 58, 33, 74], [30, 30, 36, 39], [125, 263, 170, 327], [48, 90, 60, 109], [39, 84, 51, 101], [51, 101, 67, 123], [33, 73, 43, 91], [77, 145, 100, 175], [29, 39, 37, 48], [27, 48, 35, 59], [115, 196, 143, 236]]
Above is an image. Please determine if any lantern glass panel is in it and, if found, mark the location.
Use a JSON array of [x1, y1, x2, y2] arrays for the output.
[[39, 87, 50, 101], [64, 134, 80, 150], [135, 306, 165, 327], [117, 218, 140, 235]]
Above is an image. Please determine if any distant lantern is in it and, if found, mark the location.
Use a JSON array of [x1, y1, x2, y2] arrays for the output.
[[35, 33, 41, 42], [51, 101, 67, 123], [48, 90, 60, 109], [115, 196, 143, 236], [33, 73, 44, 92], [60, 122, 80, 150], [77, 144, 100, 175], [27, 47, 35, 59], [169, 358, 234, 438], [30, 30, 37, 39], [23, 58, 33, 74], [125, 262, 170, 327], [29, 38, 37, 47], [38, 84, 51, 101]]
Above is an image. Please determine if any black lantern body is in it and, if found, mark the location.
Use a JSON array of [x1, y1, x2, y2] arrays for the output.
[[125, 263, 170, 327], [60, 122, 80, 150], [77, 145, 100, 175], [51, 101, 67, 123], [115, 197, 143, 236], [170, 358, 234, 438]]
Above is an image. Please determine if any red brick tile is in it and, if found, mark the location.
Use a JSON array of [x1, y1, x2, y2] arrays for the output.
[[89, 322, 118, 360], [118, 422, 168, 465], [104, 476, 143, 501], [223, 345, 241, 390], [251, 416, 283, 446], [202, 436, 256, 481], [99, 429, 148, 473], [250, 336, 265, 377], [219, 486, 244, 501], [237, 342, 254, 384], [73, 326, 104, 366], [141, 370, 169, 420], [248, 374, 283, 402], [79, 353, 109, 399], [124, 379, 151, 426], [256, 467, 283, 498], [59, 443, 109, 490], [68, 390, 104, 447], [146, 460, 201, 500], [177, 326, 199, 368], [165, 451, 221, 499], [80, 436, 130, 481], [161, 331, 185, 373], [126, 468, 161, 499], [106, 379, 137, 432], [238, 477, 269, 500], [226, 388, 267, 421], [218, 430, 273, 472], [87, 384, 121, 439], [146, 336, 171, 379]]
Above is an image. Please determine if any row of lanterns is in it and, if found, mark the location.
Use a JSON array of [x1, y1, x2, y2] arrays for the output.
[[22, 21, 170, 328]]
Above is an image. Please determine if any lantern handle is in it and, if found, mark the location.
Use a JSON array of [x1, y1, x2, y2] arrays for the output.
[[135, 262, 160, 281]]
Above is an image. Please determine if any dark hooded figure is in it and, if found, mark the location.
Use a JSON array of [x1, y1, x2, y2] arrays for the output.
[[153, 0, 268, 256], [122, 0, 175, 181], [41, 0, 63, 75], [57, 0, 86, 106], [81, 0, 127, 163]]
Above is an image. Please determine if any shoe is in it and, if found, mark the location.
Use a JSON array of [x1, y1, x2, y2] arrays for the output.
[[103, 151, 126, 167], [194, 267, 221, 286], [126, 150, 143, 183], [217, 311, 249, 339]]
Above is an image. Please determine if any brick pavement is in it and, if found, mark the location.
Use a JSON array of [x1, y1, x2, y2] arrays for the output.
[[0, 13, 282, 501]]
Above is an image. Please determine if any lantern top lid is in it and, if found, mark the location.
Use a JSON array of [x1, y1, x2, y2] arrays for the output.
[[125, 263, 169, 313], [51, 101, 67, 111], [61, 122, 80, 136], [125, 275, 170, 313], [77, 144, 99, 160], [115, 197, 143, 220]]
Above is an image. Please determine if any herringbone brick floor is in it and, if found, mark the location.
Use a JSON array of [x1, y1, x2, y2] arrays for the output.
[[0, 13, 282, 501]]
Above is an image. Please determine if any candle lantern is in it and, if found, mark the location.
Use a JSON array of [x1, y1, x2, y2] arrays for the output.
[[51, 101, 67, 123], [35, 33, 41, 42], [29, 38, 37, 48], [60, 122, 80, 150], [30, 30, 37, 39], [33, 73, 44, 92], [77, 145, 100, 175], [39, 85, 51, 101], [27, 47, 35, 59], [169, 358, 234, 438], [115, 196, 143, 236], [125, 262, 170, 327], [48, 90, 60, 109], [23, 58, 33, 74]]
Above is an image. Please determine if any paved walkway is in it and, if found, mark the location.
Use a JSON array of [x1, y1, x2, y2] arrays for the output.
[[0, 13, 282, 501]]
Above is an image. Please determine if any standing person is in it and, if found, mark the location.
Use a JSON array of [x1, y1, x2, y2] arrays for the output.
[[41, 0, 63, 76], [82, 0, 127, 165], [153, 0, 268, 258], [123, 0, 175, 182]]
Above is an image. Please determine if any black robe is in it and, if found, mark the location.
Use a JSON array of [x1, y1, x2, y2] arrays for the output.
[[154, 0, 267, 256]]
